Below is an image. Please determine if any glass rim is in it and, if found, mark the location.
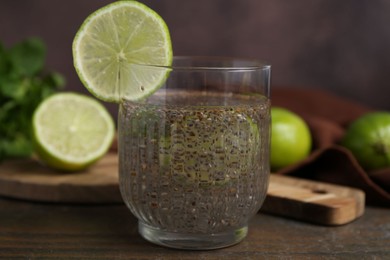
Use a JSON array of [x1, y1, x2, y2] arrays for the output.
[[131, 56, 271, 71]]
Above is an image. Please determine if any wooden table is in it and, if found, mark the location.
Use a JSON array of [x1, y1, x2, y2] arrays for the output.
[[0, 196, 388, 259]]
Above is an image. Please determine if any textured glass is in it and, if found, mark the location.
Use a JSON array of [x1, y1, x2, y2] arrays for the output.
[[118, 57, 271, 250]]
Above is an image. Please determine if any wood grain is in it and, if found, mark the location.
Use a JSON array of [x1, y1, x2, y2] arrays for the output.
[[0, 196, 387, 259], [0, 153, 122, 204], [0, 155, 365, 225], [262, 174, 365, 225]]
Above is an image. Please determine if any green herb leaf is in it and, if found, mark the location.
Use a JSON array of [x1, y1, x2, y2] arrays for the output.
[[0, 77, 29, 100], [8, 38, 45, 77], [0, 136, 33, 161], [0, 38, 65, 162]]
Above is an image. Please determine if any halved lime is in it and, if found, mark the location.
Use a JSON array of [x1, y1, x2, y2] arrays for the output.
[[72, 1, 172, 103], [32, 92, 115, 171], [159, 112, 260, 186]]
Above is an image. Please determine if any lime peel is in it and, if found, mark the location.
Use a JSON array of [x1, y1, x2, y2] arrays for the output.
[[342, 112, 390, 171], [32, 92, 115, 171], [72, 1, 173, 103], [270, 107, 312, 171], [159, 112, 260, 187]]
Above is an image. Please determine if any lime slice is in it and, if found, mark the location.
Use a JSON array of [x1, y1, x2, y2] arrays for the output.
[[32, 92, 115, 171], [72, 1, 172, 103], [159, 113, 260, 186]]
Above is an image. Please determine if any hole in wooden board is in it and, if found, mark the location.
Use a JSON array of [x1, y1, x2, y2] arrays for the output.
[[312, 188, 328, 194]]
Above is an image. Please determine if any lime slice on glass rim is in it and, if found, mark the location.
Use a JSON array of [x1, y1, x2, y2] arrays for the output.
[[72, 1, 173, 102], [32, 93, 115, 171]]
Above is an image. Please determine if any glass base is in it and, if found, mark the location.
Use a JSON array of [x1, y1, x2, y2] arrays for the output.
[[138, 221, 248, 250]]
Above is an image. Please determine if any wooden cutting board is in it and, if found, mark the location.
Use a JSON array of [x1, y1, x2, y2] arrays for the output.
[[0, 153, 122, 204], [0, 153, 365, 225], [262, 174, 365, 225]]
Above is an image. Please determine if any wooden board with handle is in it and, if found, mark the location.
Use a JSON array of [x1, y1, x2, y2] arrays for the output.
[[262, 174, 365, 225], [0, 153, 365, 225], [0, 153, 122, 204]]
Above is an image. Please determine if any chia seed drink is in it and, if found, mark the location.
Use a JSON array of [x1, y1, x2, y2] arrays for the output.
[[119, 90, 270, 239]]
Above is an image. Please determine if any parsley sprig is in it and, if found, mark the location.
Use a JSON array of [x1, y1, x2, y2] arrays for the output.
[[0, 38, 65, 161]]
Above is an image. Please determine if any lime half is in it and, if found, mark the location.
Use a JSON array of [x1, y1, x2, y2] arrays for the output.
[[159, 112, 260, 186], [73, 1, 172, 102], [32, 92, 115, 171]]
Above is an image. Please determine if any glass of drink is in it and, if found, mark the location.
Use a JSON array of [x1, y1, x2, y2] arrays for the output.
[[118, 56, 271, 250]]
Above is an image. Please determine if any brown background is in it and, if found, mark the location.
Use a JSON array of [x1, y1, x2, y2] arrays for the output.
[[1, 0, 390, 114]]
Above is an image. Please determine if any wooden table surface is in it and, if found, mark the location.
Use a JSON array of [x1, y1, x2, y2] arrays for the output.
[[0, 196, 389, 259]]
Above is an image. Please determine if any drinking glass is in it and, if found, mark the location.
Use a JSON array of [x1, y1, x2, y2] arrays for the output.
[[118, 56, 271, 250]]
